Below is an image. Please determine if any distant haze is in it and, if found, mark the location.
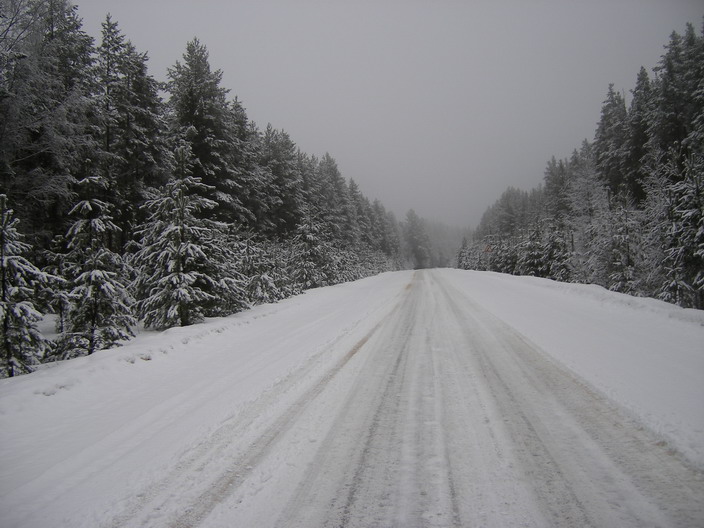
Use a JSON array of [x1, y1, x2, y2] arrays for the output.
[[77, 0, 703, 228]]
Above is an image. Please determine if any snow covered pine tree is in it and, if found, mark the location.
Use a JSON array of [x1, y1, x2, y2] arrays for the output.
[[0, 195, 52, 377]]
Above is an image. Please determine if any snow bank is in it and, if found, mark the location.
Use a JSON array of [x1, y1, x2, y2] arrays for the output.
[[440, 269, 704, 469]]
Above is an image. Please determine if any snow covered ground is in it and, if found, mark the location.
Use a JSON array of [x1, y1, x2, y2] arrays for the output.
[[441, 269, 704, 468], [1, 269, 702, 527]]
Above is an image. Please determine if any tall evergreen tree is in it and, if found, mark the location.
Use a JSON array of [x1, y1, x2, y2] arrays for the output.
[[565, 142, 611, 285], [57, 176, 135, 359], [167, 38, 246, 224], [648, 26, 704, 163], [316, 153, 351, 244], [259, 125, 303, 236], [346, 179, 366, 247], [96, 15, 168, 248], [0, 195, 51, 377], [594, 84, 628, 195], [227, 102, 271, 230], [605, 195, 643, 294], [132, 143, 245, 329], [291, 219, 337, 290], [0, 0, 97, 249], [543, 157, 570, 222], [624, 67, 653, 203], [659, 154, 704, 308], [241, 234, 297, 304], [404, 209, 431, 269]]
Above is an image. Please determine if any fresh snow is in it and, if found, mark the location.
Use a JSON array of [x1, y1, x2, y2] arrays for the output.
[[1, 269, 702, 527]]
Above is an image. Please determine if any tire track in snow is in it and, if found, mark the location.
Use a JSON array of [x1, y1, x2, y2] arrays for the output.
[[432, 271, 704, 527], [271, 273, 422, 527], [164, 287, 411, 528], [107, 270, 704, 527], [275, 271, 465, 527], [101, 282, 410, 528]]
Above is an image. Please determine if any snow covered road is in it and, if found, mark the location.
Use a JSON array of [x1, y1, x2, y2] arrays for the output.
[[197, 270, 703, 527], [1, 269, 703, 527]]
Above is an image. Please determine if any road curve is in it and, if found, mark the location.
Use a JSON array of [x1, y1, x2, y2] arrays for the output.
[[112, 270, 704, 527]]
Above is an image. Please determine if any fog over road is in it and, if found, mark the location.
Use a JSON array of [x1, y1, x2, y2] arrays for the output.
[[124, 270, 702, 528]]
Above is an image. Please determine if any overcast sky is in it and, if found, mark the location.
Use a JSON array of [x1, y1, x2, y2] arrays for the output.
[[77, 0, 702, 227]]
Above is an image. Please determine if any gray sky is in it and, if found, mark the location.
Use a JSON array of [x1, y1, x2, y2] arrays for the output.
[[77, 0, 702, 228]]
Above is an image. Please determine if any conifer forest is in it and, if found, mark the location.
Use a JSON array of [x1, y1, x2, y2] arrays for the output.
[[0, 1, 427, 377], [458, 22, 704, 312], [1, 1, 703, 379]]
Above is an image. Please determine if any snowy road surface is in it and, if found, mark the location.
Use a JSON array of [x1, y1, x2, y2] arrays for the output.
[[1, 269, 703, 527]]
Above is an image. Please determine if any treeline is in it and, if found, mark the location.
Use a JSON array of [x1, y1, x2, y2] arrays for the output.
[[0, 1, 405, 377], [458, 21, 704, 310]]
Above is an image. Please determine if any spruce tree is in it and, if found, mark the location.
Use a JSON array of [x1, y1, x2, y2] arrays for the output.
[[0, 0, 97, 249], [516, 227, 544, 277], [240, 233, 299, 305], [594, 84, 628, 195], [624, 67, 653, 202], [291, 218, 337, 290], [0, 195, 51, 377], [543, 157, 570, 222], [404, 209, 431, 269], [346, 179, 365, 248], [133, 143, 246, 329], [58, 177, 135, 359], [316, 153, 351, 244], [96, 15, 169, 248], [659, 155, 704, 308], [259, 125, 304, 236], [167, 39, 248, 224], [605, 196, 643, 294]]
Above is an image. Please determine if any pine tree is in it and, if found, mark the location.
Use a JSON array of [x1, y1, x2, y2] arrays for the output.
[[96, 15, 168, 248], [543, 157, 570, 222], [659, 154, 704, 308], [379, 205, 401, 260], [565, 142, 610, 284], [227, 102, 271, 230], [0, 0, 97, 249], [516, 227, 544, 277], [97, 14, 125, 160], [492, 237, 519, 274], [624, 67, 653, 203], [291, 217, 337, 290], [167, 38, 247, 224], [209, 224, 248, 317], [688, 22, 704, 156], [57, 176, 135, 359], [541, 222, 571, 281], [132, 143, 246, 329], [594, 84, 628, 195], [649, 27, 701, 160], [605, 195, 643, 294], [346, 179, 366, 247], [0, 195, 51, 377], [316, 153, 350, 244], [42, 235, 72, 334], [259, 125, 303, 236], [404, 209, 431, 269], [242, 234, 296, 305]]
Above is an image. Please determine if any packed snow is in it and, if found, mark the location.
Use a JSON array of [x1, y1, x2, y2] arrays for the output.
[[441, 269, 704, 467], [1, 269, 702, 527]]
